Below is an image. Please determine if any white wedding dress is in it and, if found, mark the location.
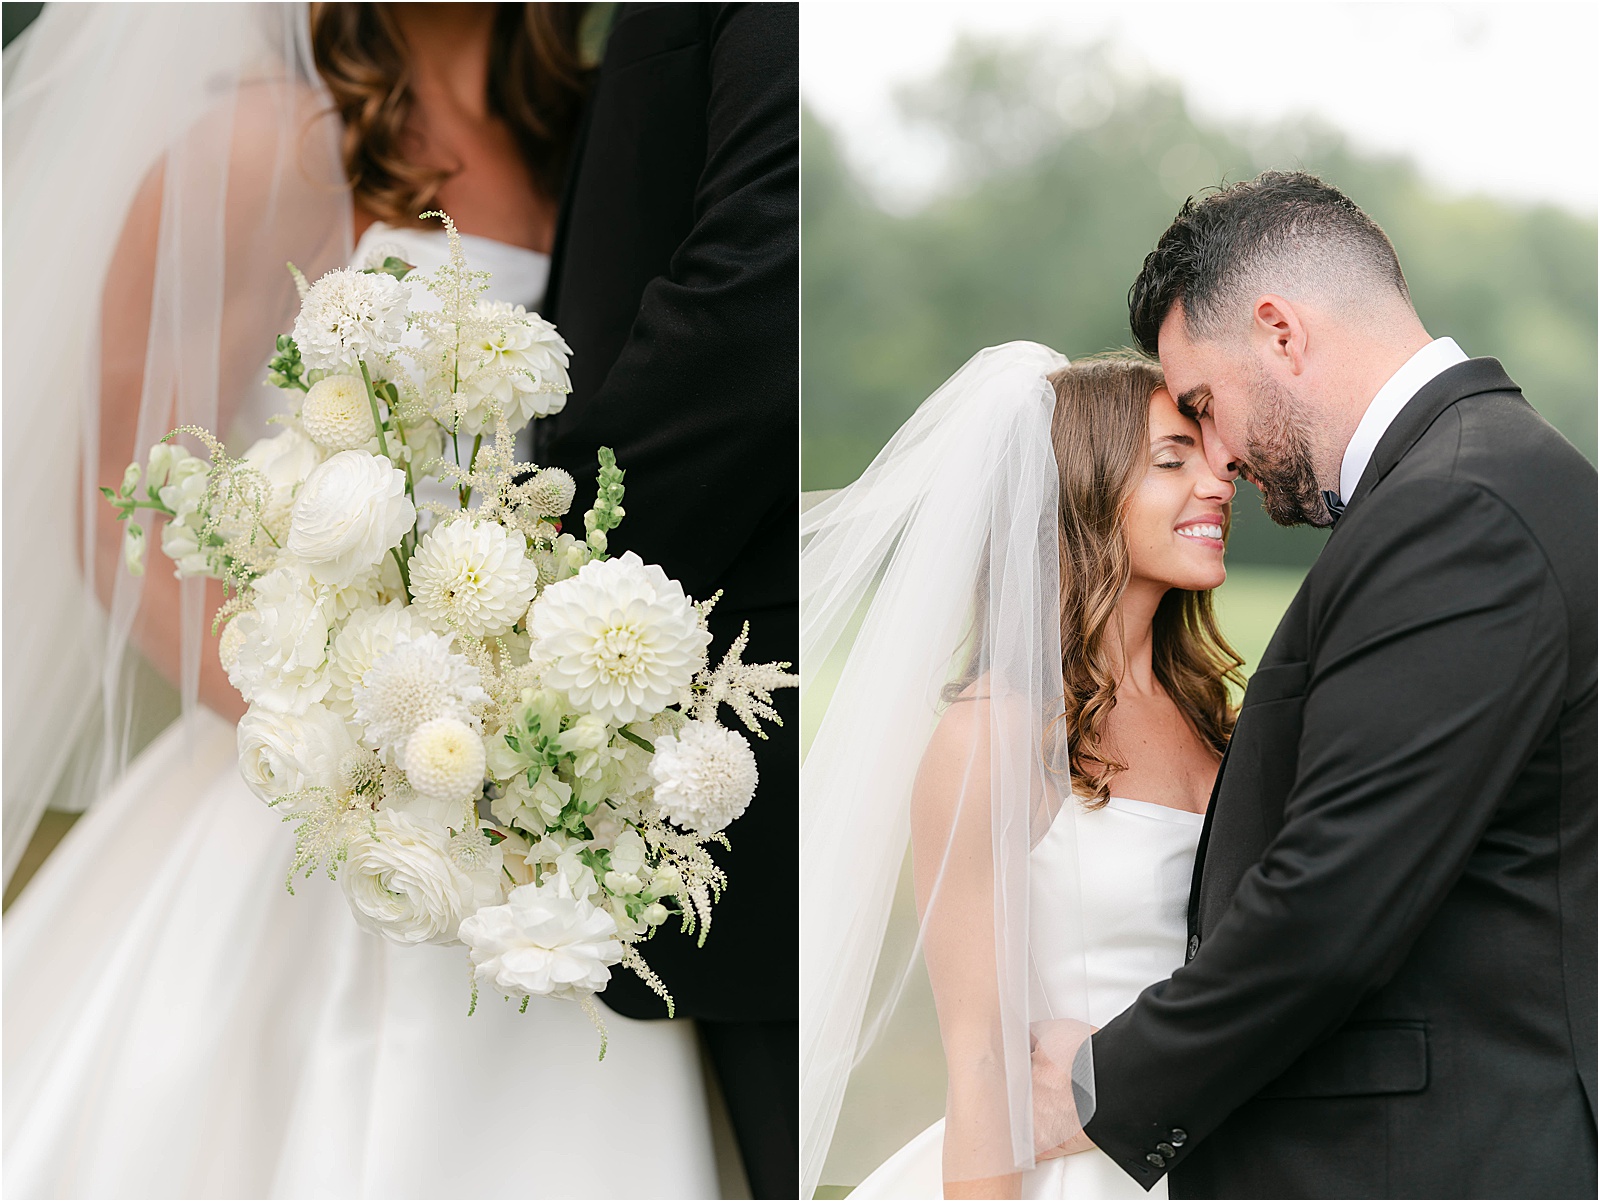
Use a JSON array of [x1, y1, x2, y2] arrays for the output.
[[2, 224, 720, 1200], [851, 796, 1202, 1200]]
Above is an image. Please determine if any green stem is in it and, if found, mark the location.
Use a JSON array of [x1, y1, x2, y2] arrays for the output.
[[391, 546, 411, 594], [461, 433, 483, 508], [358, 360, 391, 459]]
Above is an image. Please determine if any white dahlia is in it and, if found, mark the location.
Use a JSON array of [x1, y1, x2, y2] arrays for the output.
[[409, 519, 538, 638], [291, 266, 408, 373], [452, 301, 572, 436], [287, 450, 415, 588], [650, 720, 758, 835], [326, 602, 428, 716], [341, 809, 504, 946], [226, 566, 333, 714], [527, 551, 711, 726], [299, 374, 378, 451], [353, 630, 489, 764], [458, 879, 623, 1001], [402, 716, 487, 806]]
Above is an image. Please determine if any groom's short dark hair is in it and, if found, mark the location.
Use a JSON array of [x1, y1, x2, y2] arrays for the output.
[[1128, 171, 1411, 356]]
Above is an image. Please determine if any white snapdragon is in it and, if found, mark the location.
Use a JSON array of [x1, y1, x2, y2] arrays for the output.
[[236, 703, 355, 814], [650, 721, 759, 835], [341, 810, 503, 946], [287, 450, 414, 587], [408, 519, 538, 639], [527, 552, 711, 726], [458, 879, 623, 1001], [292, 266, 408, 373], [226, 566, 334, 714]]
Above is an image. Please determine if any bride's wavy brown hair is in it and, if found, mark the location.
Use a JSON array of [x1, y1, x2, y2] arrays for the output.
[[1048, 353, 1243, 808], [310, 3, 592, 225]]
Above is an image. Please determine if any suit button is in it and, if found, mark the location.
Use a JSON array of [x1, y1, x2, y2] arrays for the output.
[[1170, 1128, 1188, 1146], [1186, 935, 1199, 960], [1146, 1153, 1167, 1168], [1156, 1143, 1176, 1158]]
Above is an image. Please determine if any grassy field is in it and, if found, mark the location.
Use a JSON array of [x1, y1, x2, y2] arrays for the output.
[[805, 563, 1306, 1196]]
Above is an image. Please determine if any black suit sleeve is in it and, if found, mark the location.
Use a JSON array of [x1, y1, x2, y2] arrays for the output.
[[543, 4, 796, 606], [1083, 476, 1570, 1185]]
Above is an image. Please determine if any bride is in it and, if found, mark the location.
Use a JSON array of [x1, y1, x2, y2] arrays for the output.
[[4, 5, 719, 1197], [800, 345, 1240, 1198]]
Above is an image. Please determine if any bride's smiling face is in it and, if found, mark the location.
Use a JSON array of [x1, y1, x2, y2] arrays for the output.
[[1123, 387, 1235, 593]]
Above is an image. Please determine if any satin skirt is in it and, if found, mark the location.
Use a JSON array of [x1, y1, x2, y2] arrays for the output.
[[849, 1119, 1165, 1200], [3, 710, 718, 1199]]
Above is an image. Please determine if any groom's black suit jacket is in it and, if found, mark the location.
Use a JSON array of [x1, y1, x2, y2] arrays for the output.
[[1084, 360, 1596, 1198]]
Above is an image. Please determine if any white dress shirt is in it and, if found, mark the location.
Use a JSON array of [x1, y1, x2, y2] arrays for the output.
[[1338, 337, 1469, 504]]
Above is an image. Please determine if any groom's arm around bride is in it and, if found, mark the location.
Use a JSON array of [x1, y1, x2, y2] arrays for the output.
[[1083, 173, 1596, 1199]]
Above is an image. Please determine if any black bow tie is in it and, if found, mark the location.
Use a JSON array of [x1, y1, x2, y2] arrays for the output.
[[1322, 490, 1346, 526]]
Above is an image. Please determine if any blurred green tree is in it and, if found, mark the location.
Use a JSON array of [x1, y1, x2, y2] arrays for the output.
[[803, 39, 1597, 567]]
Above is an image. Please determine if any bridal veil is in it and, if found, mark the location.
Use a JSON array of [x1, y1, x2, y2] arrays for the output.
[[801, 342, 1096, 1194], [3, 3, 350, 885]]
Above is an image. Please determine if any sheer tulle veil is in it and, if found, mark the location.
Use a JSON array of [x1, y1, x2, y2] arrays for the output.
[[801, 342, 1096, 1194], [2, 3, 351, 886]]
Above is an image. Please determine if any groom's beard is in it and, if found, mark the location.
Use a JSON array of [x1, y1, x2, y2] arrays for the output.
[[1240, 371, 1335, 528]]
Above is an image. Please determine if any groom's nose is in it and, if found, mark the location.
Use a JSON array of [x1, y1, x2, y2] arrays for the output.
[[1198, 417, 1241, 481]]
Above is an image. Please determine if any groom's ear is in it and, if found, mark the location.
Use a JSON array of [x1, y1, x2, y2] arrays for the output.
[[1251, 294, 1308, 375]]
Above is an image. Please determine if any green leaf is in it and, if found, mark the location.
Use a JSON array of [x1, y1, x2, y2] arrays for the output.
[[617, 727, 655, 754]]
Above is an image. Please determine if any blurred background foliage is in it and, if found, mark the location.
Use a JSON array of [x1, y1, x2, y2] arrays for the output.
[[803, 37, 1598, 571]]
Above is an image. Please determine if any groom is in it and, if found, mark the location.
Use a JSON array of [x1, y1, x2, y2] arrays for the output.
[[1082, 172, 1596, 1197], [527, 4, 798, 1197]]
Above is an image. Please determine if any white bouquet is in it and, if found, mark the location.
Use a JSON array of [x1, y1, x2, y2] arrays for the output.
[[106, 214, 794, 1050]]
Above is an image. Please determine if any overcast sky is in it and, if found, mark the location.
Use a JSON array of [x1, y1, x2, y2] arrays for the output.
[[801, 1, 1599, 217]]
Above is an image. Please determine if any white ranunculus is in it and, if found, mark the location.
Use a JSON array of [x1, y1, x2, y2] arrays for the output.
[[402, 716, 487, 806], [237, 426, 324, 540], [237, 703, 356, 814], [450, 301, 572, 436], [299, 374, 377, 452], [408, 519, 538, 639], [650, 720, 759, 835], [457, 879, 623, 1001], [527, 551, 711, 726], [291, 266, 409, 373], [326, 602, 429, 717], [287, 450, 414, 587], [341, 809, 504, 946], [353, 630, 489, 764], [226, 566, 334, 714]]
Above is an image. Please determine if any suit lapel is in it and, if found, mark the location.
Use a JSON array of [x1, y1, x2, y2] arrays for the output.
[[1343, 358, 1522, 515]]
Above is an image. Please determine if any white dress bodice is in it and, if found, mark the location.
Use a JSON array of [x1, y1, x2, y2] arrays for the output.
[[852, 796, 1203, 1200], [353, 220, 551, 310]]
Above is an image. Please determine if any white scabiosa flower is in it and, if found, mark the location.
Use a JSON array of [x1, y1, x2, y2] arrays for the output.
[[291, 266, 408, 373], [341, 809, 504, 946], [299, 374, 377, 451], [451, 302, 572, 436], [226, 566, 334, 714], [458, 879, 623, 1001], [409, 519, 538, 638], [236, 703, 356, 814], [527, 551, 711, 726], [650, 720, 759, 835], [325, 602, 428, 717], [353, 630, 489, 764], [288, 450, 415, 587], [402, 716, 487, 806]]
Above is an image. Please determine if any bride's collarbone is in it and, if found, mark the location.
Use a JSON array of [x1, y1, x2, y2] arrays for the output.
[[1099, 693, 1218, 815]]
